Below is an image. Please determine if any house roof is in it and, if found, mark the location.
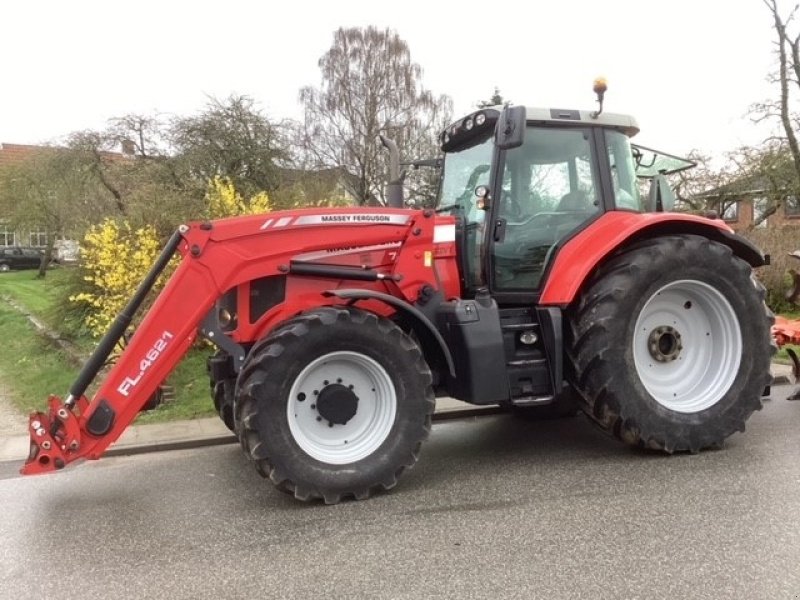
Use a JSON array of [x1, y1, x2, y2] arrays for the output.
[[0, 143, 43, 168], [0, 142, 131, 170], [699, 174, 772, 199]]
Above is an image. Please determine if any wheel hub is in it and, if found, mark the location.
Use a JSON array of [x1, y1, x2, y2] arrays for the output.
[[647, 325, 683, 362], [316, 384, 359, 425]]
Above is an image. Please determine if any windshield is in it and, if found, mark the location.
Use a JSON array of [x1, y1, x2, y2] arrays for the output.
[[436, 133, 493, 222]]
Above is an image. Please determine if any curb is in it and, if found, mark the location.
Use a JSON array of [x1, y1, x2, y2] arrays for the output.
[[0, 402, 503, 465], [2, 369, 795, 466], [101, 407, 508, 459]]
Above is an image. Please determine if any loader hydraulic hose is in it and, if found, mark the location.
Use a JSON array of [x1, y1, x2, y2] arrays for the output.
[[65, 226, 186, 407]]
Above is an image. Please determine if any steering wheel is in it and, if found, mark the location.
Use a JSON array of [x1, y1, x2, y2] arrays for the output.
[[500, 191, 525, 222]]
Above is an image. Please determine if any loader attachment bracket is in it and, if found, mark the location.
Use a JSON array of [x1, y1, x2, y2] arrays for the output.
[[22, 395, 88, 475], [198, 309, 247, 373]]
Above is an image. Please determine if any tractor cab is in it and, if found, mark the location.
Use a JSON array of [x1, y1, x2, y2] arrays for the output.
[[437, 104, 649, 297]]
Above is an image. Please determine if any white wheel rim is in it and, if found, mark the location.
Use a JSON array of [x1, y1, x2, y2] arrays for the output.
[[287, 351, 397, 465], [633, 280, 742, 413]]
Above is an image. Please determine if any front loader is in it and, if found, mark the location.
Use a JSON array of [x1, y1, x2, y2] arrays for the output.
[[22, 87, 773, 503]]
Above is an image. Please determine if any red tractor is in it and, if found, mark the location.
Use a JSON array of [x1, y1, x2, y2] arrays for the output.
[[22, 94, 773, 503]]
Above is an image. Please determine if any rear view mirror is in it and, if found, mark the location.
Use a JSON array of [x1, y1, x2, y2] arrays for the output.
[[495, 105, 526, 150]]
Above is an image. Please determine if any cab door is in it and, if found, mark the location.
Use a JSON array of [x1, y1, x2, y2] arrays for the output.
[[488, 126, 606, 298]]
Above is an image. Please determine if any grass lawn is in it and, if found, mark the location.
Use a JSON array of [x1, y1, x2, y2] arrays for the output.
[[1, 269, 72, 321], [0, 268, 217, 423]]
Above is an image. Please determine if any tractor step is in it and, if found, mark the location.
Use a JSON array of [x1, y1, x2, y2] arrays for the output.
[[510, 395, 554, 407]]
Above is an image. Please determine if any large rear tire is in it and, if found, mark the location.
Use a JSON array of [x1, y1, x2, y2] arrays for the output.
[[235, 307, 434, 503], [566, 235, 773, 453]]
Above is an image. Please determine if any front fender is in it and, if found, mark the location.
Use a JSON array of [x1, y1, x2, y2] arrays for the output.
[[323, 288, 456, 378]]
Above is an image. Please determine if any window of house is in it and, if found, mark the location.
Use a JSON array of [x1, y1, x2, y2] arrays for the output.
[[719, 200, 738, 222], [29, 228, 47, 247], [0, 223, 14, 246], [785, 195, 800, 218], [753, 197, 769, 229]]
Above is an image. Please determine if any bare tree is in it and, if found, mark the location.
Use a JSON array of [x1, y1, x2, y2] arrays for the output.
[[300, 26, 452, 205], [758, 1, 800, 180], [171, 95, 291, 199], [671, 150, 743, 217]]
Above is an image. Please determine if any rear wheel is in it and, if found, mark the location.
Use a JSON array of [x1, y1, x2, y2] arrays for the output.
[[566, 235, 773, 452], [236, 307, 434, 503]]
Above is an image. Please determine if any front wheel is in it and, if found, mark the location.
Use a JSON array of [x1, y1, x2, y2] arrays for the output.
[[236, 307, 434, 503], [567, 235, 773, 453]]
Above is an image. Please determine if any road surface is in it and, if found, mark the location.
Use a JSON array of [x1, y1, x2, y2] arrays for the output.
[[1, 387, 799, 599]]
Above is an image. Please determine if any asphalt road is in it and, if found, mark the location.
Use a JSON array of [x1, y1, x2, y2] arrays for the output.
[[2, 388, 800, 600]]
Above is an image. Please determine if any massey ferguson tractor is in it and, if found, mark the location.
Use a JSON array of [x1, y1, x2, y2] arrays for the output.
[[21, 86, 773, 503]]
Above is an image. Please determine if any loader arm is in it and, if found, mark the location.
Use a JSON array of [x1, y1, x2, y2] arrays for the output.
[[21, 208, 436, 475]]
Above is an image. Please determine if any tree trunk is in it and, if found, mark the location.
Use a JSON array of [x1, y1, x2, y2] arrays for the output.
[[37, 235, 56, 279]]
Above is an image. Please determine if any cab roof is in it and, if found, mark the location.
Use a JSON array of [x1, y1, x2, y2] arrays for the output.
[[480, 105, 640, 137]]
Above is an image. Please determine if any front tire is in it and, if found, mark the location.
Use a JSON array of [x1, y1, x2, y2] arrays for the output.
[[236, 307, 434, 503], [567, 235, 773, 453]]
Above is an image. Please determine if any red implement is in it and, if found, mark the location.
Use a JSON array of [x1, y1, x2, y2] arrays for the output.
[[772, 315, 800, 347]]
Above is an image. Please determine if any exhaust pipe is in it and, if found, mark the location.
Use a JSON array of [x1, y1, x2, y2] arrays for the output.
[[379, 135, 405, 208]]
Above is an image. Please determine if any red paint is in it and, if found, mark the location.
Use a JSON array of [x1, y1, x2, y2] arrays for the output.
[[539, 212, 734, 305], [773, 315, 800, 347], [22, 207, 452, 475]]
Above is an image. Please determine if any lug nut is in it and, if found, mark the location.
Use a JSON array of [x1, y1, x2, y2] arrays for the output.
[[36, 428, 46, 437], [58, 409, 69, 420], [41, 441, 51, 450], [69, 441, 80, 451], [31, 420, 41, 430]]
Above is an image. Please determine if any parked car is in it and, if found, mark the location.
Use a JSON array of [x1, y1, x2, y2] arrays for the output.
[[0, 246, 45, 271]]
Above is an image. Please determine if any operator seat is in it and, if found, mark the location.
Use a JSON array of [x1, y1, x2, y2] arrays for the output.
[[552, 190, 598, 248], [557, 190, 591, 211]]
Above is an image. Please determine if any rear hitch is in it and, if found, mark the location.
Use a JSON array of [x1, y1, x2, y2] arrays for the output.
[[21, 395, 87, 475]]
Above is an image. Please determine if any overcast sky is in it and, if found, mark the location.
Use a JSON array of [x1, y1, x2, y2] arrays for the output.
[[1, 0, 789, 160]]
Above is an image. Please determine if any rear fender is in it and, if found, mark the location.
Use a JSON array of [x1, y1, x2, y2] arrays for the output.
[[539, 212, 766, 306]]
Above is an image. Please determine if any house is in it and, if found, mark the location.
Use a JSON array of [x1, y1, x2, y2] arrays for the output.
[[696, 176, 800, 231], [0, 141, 132, 249]]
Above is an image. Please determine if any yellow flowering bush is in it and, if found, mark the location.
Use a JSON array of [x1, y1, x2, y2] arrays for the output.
[[71, 178, 272, 337], [70, 220, 165, 337], [206, 176, 271, 218]]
